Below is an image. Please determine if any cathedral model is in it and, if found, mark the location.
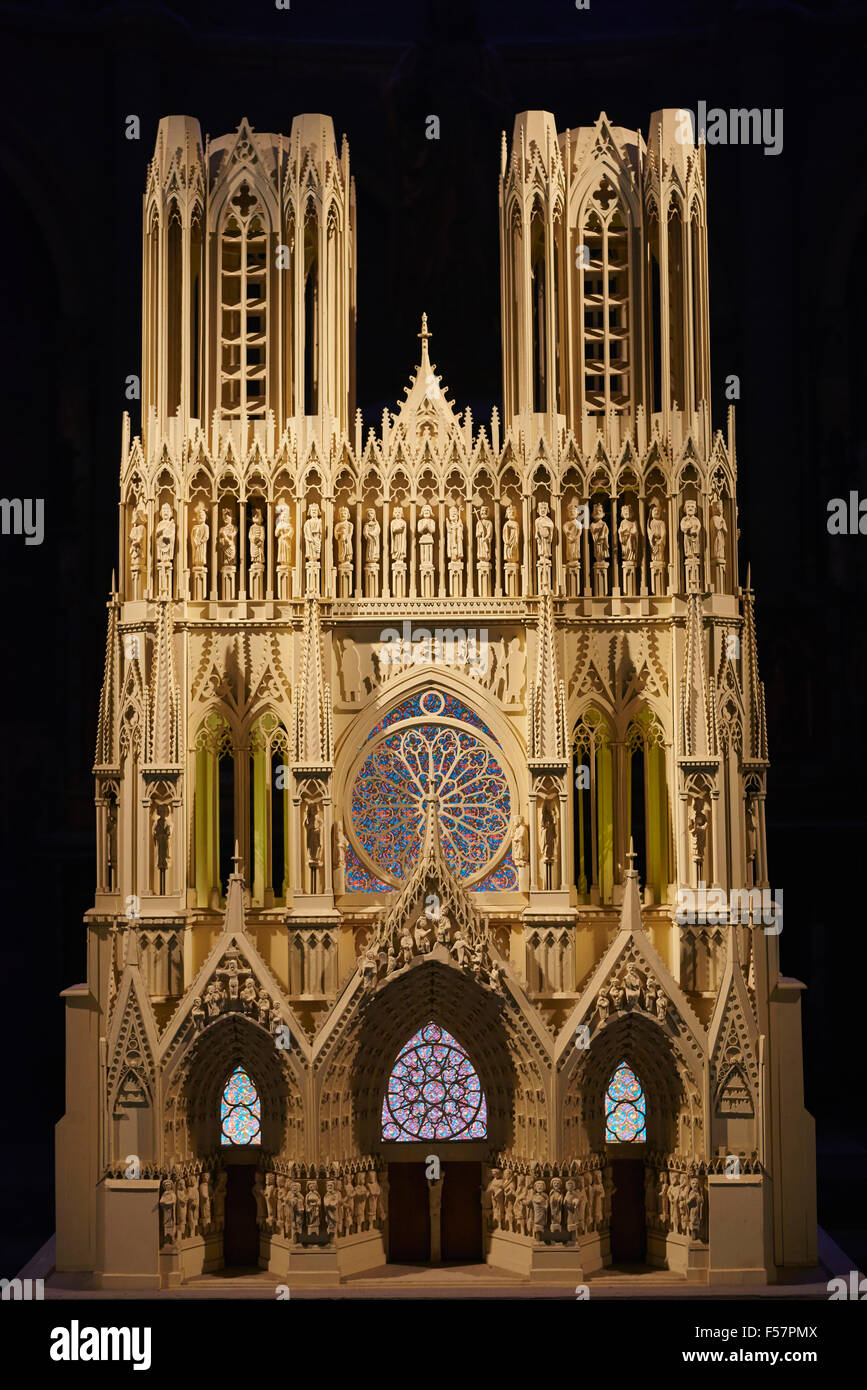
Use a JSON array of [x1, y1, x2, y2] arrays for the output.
[[55, 109, 816, 1289]]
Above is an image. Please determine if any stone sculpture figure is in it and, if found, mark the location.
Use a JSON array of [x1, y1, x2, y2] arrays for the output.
[[592, 1171, 605, 1230], [413, 912, 432, 954], [502, 502, 520, 596], [417, 503, 436, 598], [175, 1177, 188, 1239], [366, 1171, 382, 1229], [619, 503, 638, 595], [276, 1174, 288, 1237], [563, 500, 584, 596], [677, 1175, 690, 1236], [390, 505, 407, 598], [609, 979, 624, 1012], [191, 502, 209, 597], [354, 1175, 368, 1233], [305, 1180, 322, 1238], [623, 964, 642, 1008], [451, 929, 468, 967], [689, 796, 708, 868], [159, 1178, 176, 1246], [156, 503, 176, 599], [248, 506, 265, 598], [681, 499, 702, 591], [292, 1181, 305, 1243], [647, 499, 667, 595], [503, 1174, 517, 1232], [335, 506, 354, 565], [324, 1180, 339, 1240], [687, 1177, 704, 1241], [363, 508, 381, 597], [446, 504, 464, 596], [254, 1173, 268, 1228], [186, 1175, 200, 1236], [264, 1172, 278, 1229], [657, 1171, 669, 1230], [597, 988, 610, 1024], [644, 974, 658, 1012], [534, 500, 555, 594], [486, 1169, 505, 1229], [274, 498, 294, 598], [199, 1172, 211, 1233], [153, 807, 171, 893], [590, 502, 610, 596], [129, 506, 146, 597], [218, 507, 238, 599], [304, 502, 322, 594], [711, 496, 727, 590], [531, 1180, 549, 1242], [511, 815, 528, 869], [549, 1177, 564, 1235], [475, 505, 493, 595]]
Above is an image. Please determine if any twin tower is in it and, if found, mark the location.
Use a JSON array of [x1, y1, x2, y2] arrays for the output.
[[143, 108, 708, 442]]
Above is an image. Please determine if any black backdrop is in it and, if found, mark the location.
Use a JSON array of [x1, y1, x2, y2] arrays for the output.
[[1, 0, 864, 1276]]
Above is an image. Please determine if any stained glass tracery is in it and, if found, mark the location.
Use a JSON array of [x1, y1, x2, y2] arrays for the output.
[[382, 1022, 487, 1142], [368, 689, 492, 739], [351, 723, 510, 882], [604, 1060, 646, 1142], [220, 1065, 262, 1145]]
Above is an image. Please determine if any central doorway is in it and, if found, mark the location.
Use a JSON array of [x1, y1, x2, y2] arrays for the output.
[[609, 1158, 647, 1263], [223, 1166, 259, 1268], [387, 1163, 430, 1263], [440, 1161, 482, 1262]]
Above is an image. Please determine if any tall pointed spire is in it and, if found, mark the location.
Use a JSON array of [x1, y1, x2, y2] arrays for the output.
[[295, 596, 332, 766], [680, 593, 715, 758], [148, 599, 179, 767], [95, 590, 120, 769], [741, 571, 768, 761], [529, 592, 567, 760]]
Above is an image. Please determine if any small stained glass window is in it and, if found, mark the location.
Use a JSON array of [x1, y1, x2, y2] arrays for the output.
[[382, 1022, 487, 1142], [605, 1061, 646, 1142], [220, 1065, 261, 1146]]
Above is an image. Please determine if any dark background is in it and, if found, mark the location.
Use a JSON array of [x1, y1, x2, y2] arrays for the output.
[[1, 0, 864, 1277]]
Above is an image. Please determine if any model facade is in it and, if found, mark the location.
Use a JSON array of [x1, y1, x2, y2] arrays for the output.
[[55, 109, 816, 1288]]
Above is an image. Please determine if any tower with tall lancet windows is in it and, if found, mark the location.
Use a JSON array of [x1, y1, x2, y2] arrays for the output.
[[55, 108, 816, 1289]]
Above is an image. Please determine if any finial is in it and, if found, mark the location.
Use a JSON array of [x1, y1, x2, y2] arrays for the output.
[[626, 836, 638, 876], [745, 562, 752, 592], [231, 839, 243, 877], [418, 312, 431, 346]]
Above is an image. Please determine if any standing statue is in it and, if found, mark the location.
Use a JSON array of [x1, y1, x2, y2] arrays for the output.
[[475, 505, 493, 596], [647, 498, 667, 596], [549, 1177, 564, 1235], [485, 1169, 505, 1229], [592, 1171, 605, 1230], [354, 1175, 368, 1233], [413, 912, 432, 955], [159, 1178, 177, 1246], [218, 507, 238, 600], [275, 497, 294, 599], [304, 801, 323, 893], [563, 500, 584, 596], [687, 1177, 704, 1241], [248, 506, 266, 598], [590, 502, 610, 597], [334, 505, 354, 598], [711, 495, 727, 591], [291, 1181, 305, 1243], [305, 1180, 322, 1238], [256, 1173, 271, 1229], [390, 504, 407, 598], [156, 503, 176, 599], [502, 502, 520, 596], [303, 502, 323, 595], [510, 815, 528, 869], [153, 806, 171, 894], [129, 505, 146, 598], [199, 1172, 211, 1234], [417, 503, 436, 598], [657, 1171, 669, 1230], [175, 1177, 188, 1240], [680, 499, 702, 592], [531, 1180, 549, 1242], [366, 1171, 383, 1229], [623, 964, 642, 1009], [191, 502, 210, 598], [534, 501, 555, 594], [332, 816, 348, 893], [324, 1179, 340, 1240], [446, 503, 464, 597], [618, 503, 638, 596], [689, 795, 708, 871], [363, 508, 381, 597], [213, 1170, 227, 1232]]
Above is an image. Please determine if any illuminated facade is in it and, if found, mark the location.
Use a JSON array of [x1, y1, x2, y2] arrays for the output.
[[54, 109, 816, 1288]]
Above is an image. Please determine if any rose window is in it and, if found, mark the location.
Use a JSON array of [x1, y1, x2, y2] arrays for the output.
[[350, 713, 511, 883], [382, 1023, 487, 1142]]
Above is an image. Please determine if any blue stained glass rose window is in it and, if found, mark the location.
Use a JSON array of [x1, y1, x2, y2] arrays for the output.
[[604, 1061, 646, 1142], [382, 1022, 487, 1141], [351, 722, 511, 882]]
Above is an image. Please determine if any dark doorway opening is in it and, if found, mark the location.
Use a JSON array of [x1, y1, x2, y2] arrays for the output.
[[223, 1166, 259, 1268], [387, 1163, 430, 1263], [441, 1161, 483, 1263], [610, 1158, 647, 1263]]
